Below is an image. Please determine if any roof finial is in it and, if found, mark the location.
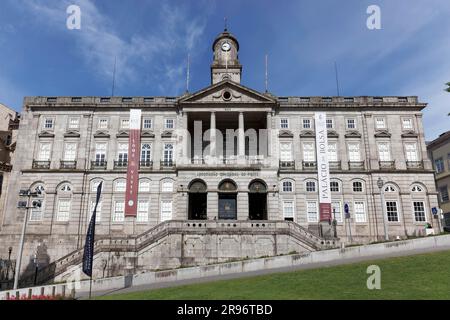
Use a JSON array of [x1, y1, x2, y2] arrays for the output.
[[224, 17, 228, 31]]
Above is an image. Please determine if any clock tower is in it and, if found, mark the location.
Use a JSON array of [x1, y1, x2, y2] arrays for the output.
[[211, 28, 242, 84]]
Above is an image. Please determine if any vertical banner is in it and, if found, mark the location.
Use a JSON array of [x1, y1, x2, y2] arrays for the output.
[[125, 109, 142, 217], [315, 112, 332, 222]]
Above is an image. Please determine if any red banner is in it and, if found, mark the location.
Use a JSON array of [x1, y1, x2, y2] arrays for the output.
[[125, 110, 141, 217], [319, 203, 332, 222]]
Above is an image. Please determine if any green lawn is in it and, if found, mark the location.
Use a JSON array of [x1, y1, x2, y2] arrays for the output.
[[98, 250, 450, 300]]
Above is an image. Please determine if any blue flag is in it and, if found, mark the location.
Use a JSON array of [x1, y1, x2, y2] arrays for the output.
[[82, 182, 103, 277]]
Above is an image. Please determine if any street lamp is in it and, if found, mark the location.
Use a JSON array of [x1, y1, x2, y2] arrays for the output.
[[377, 177, 389, 241], [6, 247, 12, 280], [13, 186, 44, 290]]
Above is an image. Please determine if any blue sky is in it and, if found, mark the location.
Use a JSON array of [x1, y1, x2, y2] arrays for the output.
[[0, 0, 449, 140]]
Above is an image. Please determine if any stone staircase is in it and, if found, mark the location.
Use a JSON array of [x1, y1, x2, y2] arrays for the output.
[[21, 220, 337, 286]]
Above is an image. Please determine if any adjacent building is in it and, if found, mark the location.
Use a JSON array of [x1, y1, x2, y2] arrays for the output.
[[427, 130, 450, 220], [0, 29, 440, 280]]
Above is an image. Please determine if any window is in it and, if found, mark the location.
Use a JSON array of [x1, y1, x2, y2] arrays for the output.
[[43, 118, 54, 130], [283, 201, 294, 221], [332, 201, 342, 223], [117, 143, 128, 163], [56, 199, 71, 222], [353, 181, 363, 192], [326, 118, 334, 129], [163, 144, 174, 164], [377, 142, 391, 161], [112, 201, 125, 222], [143, 118, 153, 129], [330, 181, 340, 192], [302, 142, 315, 162], [413, 201, 426, 222], [282, 181, 293, 192], [141, 143, 152, 163], [95, 143, 107, 164], [346, 118, 356, 129], [63, 143, 77, 161], [307, 201, 318, 223], [440, 186, 449, 202], [165, 119, 174, 129], [354, 201, 367, 223], [115, 180, 126, 192], [139, 180, 151, 192], [89, 200, 102, 222], [162, 180, 173, 192], [302, 118, 311, 129], [91, 180, 103, 192], [384, 185, 396, 192], [98, 119, 108, 129], [375, 118, 386, 129], [435, 158, 444, 173], [327, 143, 337, 162], [411, 185, 423, 192], [405, 143, 418, 162], [38, 143, 52, 161], [348, 143, 361, 162], [137, 201, 149, 222], [386, 201, 399, 222], [60, 184, 72, 192], [121, 119, 130, 129], [306, 181, 316, 192], [280, 118, 289, 129], [68, 117, 80, 130], [160, 200, 173, 222], [280, 143, 292, 162], [402, 118, 413, 130]]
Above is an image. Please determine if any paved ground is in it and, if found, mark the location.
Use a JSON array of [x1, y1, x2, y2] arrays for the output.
[[78, 244, 450, 299]]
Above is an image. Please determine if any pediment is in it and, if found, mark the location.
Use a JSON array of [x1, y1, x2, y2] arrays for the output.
[[141, 131, 155, 138], [116, 131, 129, 138], [300, 130, 315, 138], [279, 130, 293, 138], [345, 130, 362, 138], [179, 80, 277, 105], [401, 130, 418, 138], [327, 130, 339, 138], [93, 131, 110, 138], [64, 131, 81, 138], [38, 131, 55, 138], [374, 130, 391, 138], [161, 130, 174, 138]]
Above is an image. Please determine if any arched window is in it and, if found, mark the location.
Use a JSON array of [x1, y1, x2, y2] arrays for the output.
[[139, 179, 151, 192], [330, 181, 340, 192], [282, 181, 293, 193], [141, 143, 152, 164], [57, 183, 73, 222], [30, 184, 45, 221], [162, 180, 174, 192], [114, 179, 126, 192], [249, 180, 267, 193], [353, 181, 363, 192], [411, 185, 423, 192], [189, 180, 207, 193], [218, 179, 238, 192], [306, 181, 316, 192], [384, 185, 396, 192]]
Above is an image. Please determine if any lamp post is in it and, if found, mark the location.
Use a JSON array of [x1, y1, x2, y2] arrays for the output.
[[377, 178, 389, 241], [6, 247, 12, 280], [13, 187, 44, 290]]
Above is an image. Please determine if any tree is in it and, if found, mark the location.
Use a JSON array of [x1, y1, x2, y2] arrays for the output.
[[446, 82, 450, 93]]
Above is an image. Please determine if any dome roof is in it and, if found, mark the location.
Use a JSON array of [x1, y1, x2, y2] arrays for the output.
[[212, 29, 239, 51]]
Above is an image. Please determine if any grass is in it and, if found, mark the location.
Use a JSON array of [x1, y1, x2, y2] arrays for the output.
[[98, 250, 450, 300]]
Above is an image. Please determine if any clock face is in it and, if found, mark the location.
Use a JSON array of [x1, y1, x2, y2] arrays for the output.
[[221, 41, 231, 52]]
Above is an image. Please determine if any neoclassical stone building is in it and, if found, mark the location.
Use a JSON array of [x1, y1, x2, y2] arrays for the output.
[[0, 29, 440, 281]]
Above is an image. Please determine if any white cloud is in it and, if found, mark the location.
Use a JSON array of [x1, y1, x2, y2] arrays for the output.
[[13, 0, 209, 95]]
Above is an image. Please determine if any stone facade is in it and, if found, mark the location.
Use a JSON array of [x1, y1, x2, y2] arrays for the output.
[[427, 131, 450, 216], [0, 29, 440, 281]]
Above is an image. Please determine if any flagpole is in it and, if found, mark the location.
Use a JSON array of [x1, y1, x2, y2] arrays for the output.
[[89, 276, 93, 299]]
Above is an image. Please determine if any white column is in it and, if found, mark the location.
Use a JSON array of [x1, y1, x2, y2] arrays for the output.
[[210, 112, 216, 159], [238, 112, 245, 161], [266, 112, 272, 158], [182, 111, 189, 164]]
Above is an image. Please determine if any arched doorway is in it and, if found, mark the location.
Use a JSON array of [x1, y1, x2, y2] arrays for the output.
[[248, 180, 267, 220], [218, 179, 238, 220], [188, 180, 207, 220]]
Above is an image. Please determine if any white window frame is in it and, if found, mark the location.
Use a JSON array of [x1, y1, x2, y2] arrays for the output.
[[326, 118, 334, 129], [354, 201, 367, 223], [163, 143, 174, 163], [68, 117, 80, 130], [302, 142, 315, 162], [302, 118, 312, 129], [402, 118, 413, 130], [112, 201, 125, 222], [332, 201, 343, 223], [38, 142, 52, 161], [117, 143, 129, 163], [307, 201, 318, 223], [330, 181, 340, 192], [137, 200, 149, 222], [164, 118, 175, 129], [160, 200, 173, 222], [63, 142, 77, 161], [162, 180, 174, 193], [412, 201, 426, 223], [348, 142, 361, 162], [346, 118, 356, 130], [89, 200, 102, 223], [120, 119, 130, 130], [98, 118, 108, 130], [405, 143, 418, 162], [282, 180, 293, 193], [327, 142, 338, 162], [95, 143, 107, 163], [280, 118, 289, 129], [377, 142, 391, 161], [115, 180, 126, 192], [141, 143, 152, 162], [306, 181, 316, 192], [385, 201, 400, 222], [43, 117, 54, 130], [143, 118, 153, 130], [280, 142, 293, 162], [353, 181, 363, 192], [282, 200, 295, 221], [56, 199, 71, 222], [375, 117, 386, 130], [139, 180, 151, 192]]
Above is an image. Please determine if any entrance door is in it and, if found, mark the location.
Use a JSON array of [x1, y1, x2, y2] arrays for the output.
[[218, 193, 237, 220], [248, 180, 268, 220], [188, 180, 207, 220]]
